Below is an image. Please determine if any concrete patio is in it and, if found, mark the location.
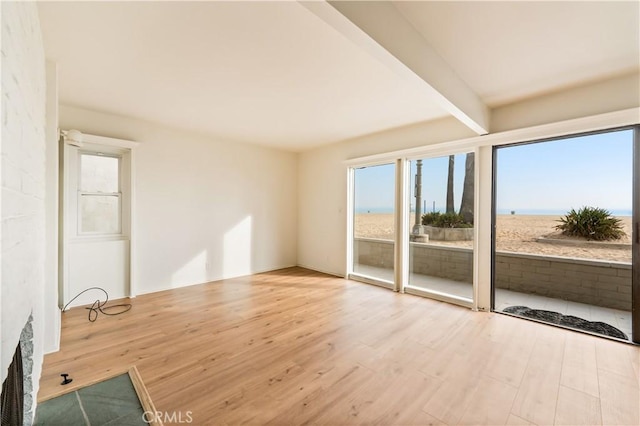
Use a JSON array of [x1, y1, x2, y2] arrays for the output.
[[352, 263, 633, 340]]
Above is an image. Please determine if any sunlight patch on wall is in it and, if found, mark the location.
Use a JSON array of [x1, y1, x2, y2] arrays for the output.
[[171, 250, 208, 288], [223, 216, 252, 279]]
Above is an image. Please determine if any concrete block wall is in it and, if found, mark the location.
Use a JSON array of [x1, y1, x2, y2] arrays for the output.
[[354, 238, 632, 311], [353, 239, 473, 283], [1, 1, 47, 420], [410, 243, 473, 283], [354, 237, 394, 270], [495, 252, 632, 311]]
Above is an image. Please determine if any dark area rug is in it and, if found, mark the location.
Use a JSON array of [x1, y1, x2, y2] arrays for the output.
[[503, 305, 628, 340]]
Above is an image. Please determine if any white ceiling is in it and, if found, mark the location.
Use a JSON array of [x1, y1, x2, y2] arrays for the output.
[[394, 1, 640, 107], [38, 1, 639, 151], [37, 1, 447, 151]]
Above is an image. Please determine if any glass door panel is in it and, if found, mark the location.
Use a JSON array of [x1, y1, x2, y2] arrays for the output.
[[406, 153, 474, 302], [351, 163, 396, 286], [493, 129, 635, 342]]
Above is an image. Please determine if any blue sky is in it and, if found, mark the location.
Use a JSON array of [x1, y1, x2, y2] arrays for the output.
[[354, 129, 633, 215], [353, 153, 468, 213], [353, 164, 395, 213], [496, 129, 632, 214]]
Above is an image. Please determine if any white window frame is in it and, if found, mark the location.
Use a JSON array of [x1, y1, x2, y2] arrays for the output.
[[66, 142, 132, 242], [77, 151, 123, 236], [401, 149, 478, 309], [347, 160, 399, 291]]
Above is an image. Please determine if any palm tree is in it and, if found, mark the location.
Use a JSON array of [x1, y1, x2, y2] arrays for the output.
[[459, 152, 474, 223], [446, 155, 455, 213]]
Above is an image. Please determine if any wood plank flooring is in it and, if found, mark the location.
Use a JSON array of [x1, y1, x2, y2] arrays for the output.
[[39, 267, 640, 425]]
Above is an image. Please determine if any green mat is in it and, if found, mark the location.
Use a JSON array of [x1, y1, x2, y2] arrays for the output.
[[34, 373, 147, 426]]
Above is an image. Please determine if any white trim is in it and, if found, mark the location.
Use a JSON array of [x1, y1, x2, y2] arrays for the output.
[[81, 132, 139, 149], [393, 159, 402, 291], [475, 145, 493, 312], [67, 235, 128, 244], [472, 146, 481, 311], [345, 167, 355, 278], [296, 264, 346, 278], [404, 145, 477, 162], [404, 285, 473, 309], [129, 148, 138, 299], [347, 157, 398, 170], [348, 273, 395, 290], [397, 159, 410, 293], [344, 108, 640, 166], [61, 142, 77, 307]]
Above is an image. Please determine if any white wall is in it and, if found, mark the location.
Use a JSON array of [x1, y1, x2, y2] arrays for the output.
[[491, 72, 640, 133], [1, 0, 47, 417], [59, 106, 297, 295], [297, 117, 475, 276], [298, 73, 640, 277]]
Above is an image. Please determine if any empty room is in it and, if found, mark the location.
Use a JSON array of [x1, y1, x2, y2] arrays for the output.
[[1, 1, 639, 425]]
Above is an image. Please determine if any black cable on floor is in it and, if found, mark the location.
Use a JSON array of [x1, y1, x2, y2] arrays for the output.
[[61, 287, 132, 322]]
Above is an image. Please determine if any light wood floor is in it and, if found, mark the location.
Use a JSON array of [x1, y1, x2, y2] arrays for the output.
[[39, 267, 640, 425]]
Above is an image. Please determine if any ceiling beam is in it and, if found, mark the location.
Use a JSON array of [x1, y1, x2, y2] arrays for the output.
[[300, 1, 490, 135]]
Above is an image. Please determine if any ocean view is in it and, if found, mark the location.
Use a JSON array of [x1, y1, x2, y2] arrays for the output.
[[356, 207, 632, 216]]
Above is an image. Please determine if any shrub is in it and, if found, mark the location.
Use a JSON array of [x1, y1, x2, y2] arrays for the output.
[[421, 212, 441, 226], [435, 212, 473, 228], [422, 212, 473, 228], [556, 207, 625, 241]]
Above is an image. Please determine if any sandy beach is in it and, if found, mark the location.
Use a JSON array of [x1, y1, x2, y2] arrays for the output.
[[355, 213, 632, 263]]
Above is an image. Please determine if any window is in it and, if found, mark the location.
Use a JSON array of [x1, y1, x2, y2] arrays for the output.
[[78, 153, 121, 234], [351, 163, 396, 287], [406, 152, 474, 302]]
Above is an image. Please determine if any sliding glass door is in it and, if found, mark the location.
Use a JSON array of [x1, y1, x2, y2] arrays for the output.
[[351, 163, 396, 287], [493, 128, 638, 343], [405, 153, 474, 303], [347, 126, 638, 344]]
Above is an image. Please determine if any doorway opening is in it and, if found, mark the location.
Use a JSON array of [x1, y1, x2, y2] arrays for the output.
[[492, 127, 638, 342]]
